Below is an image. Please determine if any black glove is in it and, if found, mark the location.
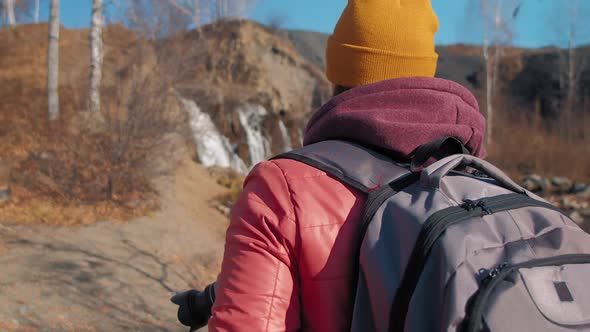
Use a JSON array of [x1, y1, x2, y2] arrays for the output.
[[170, 283, 216, 331]]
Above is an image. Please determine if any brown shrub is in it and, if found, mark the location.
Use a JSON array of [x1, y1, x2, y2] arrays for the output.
[[0, 160, 9, 190], [7, 43, 190, 221], [207, 166, 245, 212]]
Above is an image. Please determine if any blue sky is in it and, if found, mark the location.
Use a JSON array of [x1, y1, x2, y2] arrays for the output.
[[36, 0, 589, 48]]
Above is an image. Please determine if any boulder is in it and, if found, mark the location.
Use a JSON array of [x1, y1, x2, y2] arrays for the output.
[[551, 176, 573, 193], [569, 211, 585, 225], [560, 196, 579, 210], [522, 174, 546, 192], [577, 186, 590, 199], [0, 187, 9, 203], [215, 203, 231, 217], [572, 181, 589, 194], [0, 160, 10, 203]]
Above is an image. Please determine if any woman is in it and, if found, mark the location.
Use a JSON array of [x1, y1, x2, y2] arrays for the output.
[[175, 1, 486, 331]]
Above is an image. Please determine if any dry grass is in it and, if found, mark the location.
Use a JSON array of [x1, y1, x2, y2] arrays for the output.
[[488, 110, 590, 182], [207, 166, 246, 212], [0, 193, 152, 226]]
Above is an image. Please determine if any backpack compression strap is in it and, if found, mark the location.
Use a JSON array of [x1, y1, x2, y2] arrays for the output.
[[272, 140, 411, 194]]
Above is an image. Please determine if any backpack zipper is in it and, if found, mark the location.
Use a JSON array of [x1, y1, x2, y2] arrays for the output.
[[476, 262, 508, 285], [389, 193, 567, 331], [466, 254, 590, 332]]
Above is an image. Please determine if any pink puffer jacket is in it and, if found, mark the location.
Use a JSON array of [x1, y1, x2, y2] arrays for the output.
[[209, 77, 486, 331]]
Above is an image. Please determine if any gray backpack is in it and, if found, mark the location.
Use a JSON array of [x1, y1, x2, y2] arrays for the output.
[[277, 138, 590, 332]]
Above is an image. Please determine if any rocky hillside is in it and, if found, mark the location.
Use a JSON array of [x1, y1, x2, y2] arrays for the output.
[[0, 20, 331, 177], [1, 20, 589, 229], [165, 20, 331, 170], [1, 20, 589, 180], [286, 30, 590, 119], [279, 29, 329, 71], [1, 18, 589, 235]]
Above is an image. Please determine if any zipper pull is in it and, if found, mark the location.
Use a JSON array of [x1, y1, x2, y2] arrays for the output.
[[461, 199, 493, 216], [461, 199, 479, 211], [477, 263, 508, 285], [476, 201, 493, 215], [461, 199, 492, 215]]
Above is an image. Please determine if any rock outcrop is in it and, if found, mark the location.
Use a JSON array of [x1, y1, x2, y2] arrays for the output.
[[167, 20, 331, 170], [0, 160, 10, 203], [522, 174, 590, 226]]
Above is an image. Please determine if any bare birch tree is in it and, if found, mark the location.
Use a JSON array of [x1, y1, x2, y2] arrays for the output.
[[89, 0, 104, 113], [478, 0, 521, 146], [1, 0, 35, 26], [47, 0, 59, 121], [118, 0, 191, 39], [0, 0, 4, 26], [34, 0, 38, 22], [165, 0, 256, 25], [557, 1, 589, 110], [210, 0, 256, 21], [166, 0, 206, 26], [3, 0, 16, 26], [551, 0, 590, 141]]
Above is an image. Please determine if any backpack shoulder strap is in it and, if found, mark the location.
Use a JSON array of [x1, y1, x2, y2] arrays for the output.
[[272, 140, 411, 194]]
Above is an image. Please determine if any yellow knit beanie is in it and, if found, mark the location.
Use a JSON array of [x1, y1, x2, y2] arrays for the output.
[[326, 0, 439, 87]]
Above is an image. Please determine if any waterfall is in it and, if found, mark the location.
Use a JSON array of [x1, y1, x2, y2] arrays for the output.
[[278, 120, 293, 152], [237, 104, 272, 167], [299, 128, 305, 146], [181, 99, 279, 172], [180, 98, 248, 174]]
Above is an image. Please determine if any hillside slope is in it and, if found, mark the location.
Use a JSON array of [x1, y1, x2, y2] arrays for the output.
[[0, 156, 228, 331], [0, 21, 332, 176], [166, 20, 332, 164], [285, 29, 590, 119]]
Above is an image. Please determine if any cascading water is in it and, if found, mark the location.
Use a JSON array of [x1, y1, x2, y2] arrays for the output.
[[299, 128, 304, 146], [237, 104, 272, 167], [278, 120, 293, 152], [180, 98, 248, 174]]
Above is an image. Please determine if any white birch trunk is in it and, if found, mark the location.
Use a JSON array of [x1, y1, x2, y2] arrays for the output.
[[479, 0, 518, 147], [35, 0, 40, 23], [483, 41, 494, 146], [216, 0, 227, 19], [5, 0, 15, 26], [565, 0, 579, 141], [89, 0, 104, 113], [486, 0, 505, 147], [47, 0, 60, 121], [567, 0, 580, 109], [480, 0, 492, 145]]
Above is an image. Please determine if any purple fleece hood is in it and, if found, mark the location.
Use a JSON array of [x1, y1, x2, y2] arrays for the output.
[[303, 77, 487, 159]]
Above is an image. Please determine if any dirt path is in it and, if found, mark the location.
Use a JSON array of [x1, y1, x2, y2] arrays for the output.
[[0, 160, 229, 331]]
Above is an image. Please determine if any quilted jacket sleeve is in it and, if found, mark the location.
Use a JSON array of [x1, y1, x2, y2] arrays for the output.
[[208, 161, 301, 332]]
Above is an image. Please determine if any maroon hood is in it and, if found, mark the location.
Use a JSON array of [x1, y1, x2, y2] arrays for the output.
[[303, 77, 487, 160]]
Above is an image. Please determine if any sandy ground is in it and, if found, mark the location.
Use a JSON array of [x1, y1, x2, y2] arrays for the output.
[[0, 159, 229, 332]]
